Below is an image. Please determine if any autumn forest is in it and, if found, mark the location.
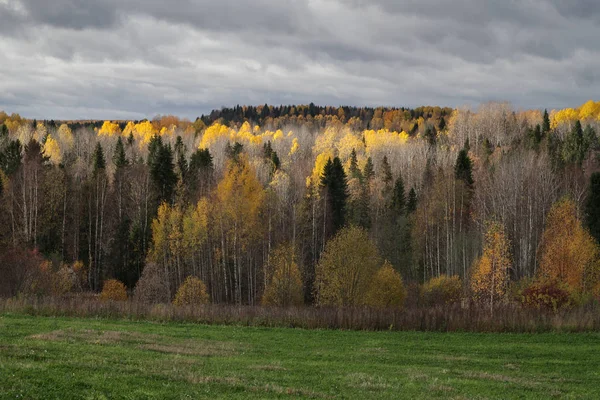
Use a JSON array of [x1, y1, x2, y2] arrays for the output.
[[1, 101, 600, 313]]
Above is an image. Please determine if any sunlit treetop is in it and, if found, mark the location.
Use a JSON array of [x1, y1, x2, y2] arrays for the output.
[[98, 121, 121, 137]]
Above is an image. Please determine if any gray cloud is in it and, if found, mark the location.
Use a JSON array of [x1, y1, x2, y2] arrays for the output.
[[0, 0, 600, 119]]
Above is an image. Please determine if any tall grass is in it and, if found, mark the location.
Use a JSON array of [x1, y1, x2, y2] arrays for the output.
[[2, 296, 600, 332]]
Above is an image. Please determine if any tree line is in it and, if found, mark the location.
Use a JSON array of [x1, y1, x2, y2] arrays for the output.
[[1, 101, 600, 309]]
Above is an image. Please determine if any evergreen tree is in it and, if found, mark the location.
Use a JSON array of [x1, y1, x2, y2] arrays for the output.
[[424, 126, 437, 146], [585, 172, 600, 244], [563, 120, 585, 165], [149, 138, 177, 204], [455, 148, 474, 187], [381, 155, 393, 186], [363, 157, 374, 181], [92, 142, 106, 173], [112, 136, 128, 169], [0, 139, 22, 176], [391, 175, 406, 215], [320, 157, 349, 237], [438, 117, 446, 131], [174, 136, 188, 181], [407, 188, 417, 214], [542, 109, 551, 133], [349, 149, 361, 180], [262, 141, 280, 172], [226, 142, 244, 160]]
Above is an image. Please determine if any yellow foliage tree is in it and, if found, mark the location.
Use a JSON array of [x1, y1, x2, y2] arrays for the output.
[[43, 134, 62, 164], [315, 226, 382, 306], [538, 198, 600, 295], [57, 124, 74, 149], [262, 243, 303, 307], [471, 221, 511, 310], [98, 121, 121, 137], [364, 261, 406, 308], [100, 279, 128, 301], [173, 276, 209, 306]]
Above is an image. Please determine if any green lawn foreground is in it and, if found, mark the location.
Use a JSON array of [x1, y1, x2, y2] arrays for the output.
[[0, 314, 599, 399]]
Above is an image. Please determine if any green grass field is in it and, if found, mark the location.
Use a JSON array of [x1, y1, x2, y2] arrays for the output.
[[1, 314, 599, 399]]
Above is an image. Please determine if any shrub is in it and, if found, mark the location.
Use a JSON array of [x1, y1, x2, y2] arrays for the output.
[[520, 280, 572, 311], [364, 261, 406, 308], [52, 264, 75, 296], [100, 279, 128, 302], [173, 276, 209, 306], [133, 262, 170, 304], [421, 275, 463, 307]]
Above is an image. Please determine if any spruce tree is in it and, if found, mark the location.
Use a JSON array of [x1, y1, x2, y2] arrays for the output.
[[542, 109, 551, 133], [112, 136, 128, 169], [391, 175, 406, 215], [381, 155, 393, 186], [363, 156, 374, 181], [349, 149, 361, 180], [455, 148, 474, 187], [0, 139, 22, 176], [149, 138, 177, 204], [93, 142, 106, 173], [320, 157, 349, 236]]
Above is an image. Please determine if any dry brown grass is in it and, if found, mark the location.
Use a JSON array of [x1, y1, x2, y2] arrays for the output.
[[4, 296, 600, 332]]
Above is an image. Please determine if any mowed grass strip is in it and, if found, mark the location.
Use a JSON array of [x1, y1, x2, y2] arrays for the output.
[[0, 314, 599, 399]]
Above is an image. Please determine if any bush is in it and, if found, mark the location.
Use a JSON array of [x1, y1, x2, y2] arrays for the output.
[[100, 279, 128, 302], [364, 261, 406, 308], [52, 264, 76, 296], [173, 276, 209, 306], [133, 262, 170, 304], [420, 275, 463, 307], [520, 280, 572, 311]]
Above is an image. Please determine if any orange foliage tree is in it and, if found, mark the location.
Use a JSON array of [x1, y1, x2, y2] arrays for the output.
[[537, 198, 600, 295]]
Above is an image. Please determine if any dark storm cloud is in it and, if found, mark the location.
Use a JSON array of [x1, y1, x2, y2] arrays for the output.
[[0, 0, 600, 119]]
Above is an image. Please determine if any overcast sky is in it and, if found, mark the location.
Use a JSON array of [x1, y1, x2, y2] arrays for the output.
[[0, 0, 599, 120]]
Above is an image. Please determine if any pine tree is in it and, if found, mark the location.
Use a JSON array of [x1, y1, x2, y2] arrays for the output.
[[112, 136, 128, 169], [455, 149, 474, 187]]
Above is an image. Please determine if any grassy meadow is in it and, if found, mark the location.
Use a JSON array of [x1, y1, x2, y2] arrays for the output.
[[1, 314, 599, 399]]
